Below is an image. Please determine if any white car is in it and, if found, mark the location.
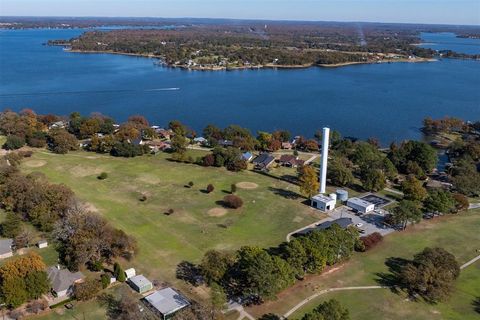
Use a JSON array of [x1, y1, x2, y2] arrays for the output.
[[355, 223, 364, 228]]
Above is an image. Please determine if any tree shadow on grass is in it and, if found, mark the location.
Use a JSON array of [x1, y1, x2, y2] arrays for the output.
[[375, 256, 410, 294], [268, 187, 301, 200], [176, 261, 203, 286], [473, 297, 480, 314]]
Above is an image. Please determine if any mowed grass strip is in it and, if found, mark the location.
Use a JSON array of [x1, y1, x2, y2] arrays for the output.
[[21, 150, 321, 286]]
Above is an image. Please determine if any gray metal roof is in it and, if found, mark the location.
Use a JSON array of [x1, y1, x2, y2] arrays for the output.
[[145, 287, 190, 316], [47, 266, 85, 293], [129, 274, 152, 288], [0, 239, 13, 255], [347, 197, 374, 208]]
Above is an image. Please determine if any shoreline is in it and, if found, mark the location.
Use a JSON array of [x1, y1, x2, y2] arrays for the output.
[[67, 48, 437, 70]]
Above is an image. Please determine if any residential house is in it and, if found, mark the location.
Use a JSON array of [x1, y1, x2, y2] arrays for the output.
[[281, 142, 293, 150], [0, 239, 13, 259], [278, 155, 304, 168], [144, 287, 190, 320], [193, 137, 208, 145], [252, 153, 275, 170], [156, 128, 173, 140], [242, 152, 253, 162], [47, 266, 85, 298], [217, 139, 234, 147]]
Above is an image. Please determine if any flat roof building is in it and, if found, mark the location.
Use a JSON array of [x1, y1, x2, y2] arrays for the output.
[[294, 218, 353, 237], [128, 275, 153, 294], [311, 194, 336, 211], [347, 197, 375, 214], [144, 287, 190, 320]]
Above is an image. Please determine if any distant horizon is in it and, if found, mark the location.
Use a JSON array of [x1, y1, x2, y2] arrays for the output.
[[1, 0, 479, 26], [1, 15, 479, 27]]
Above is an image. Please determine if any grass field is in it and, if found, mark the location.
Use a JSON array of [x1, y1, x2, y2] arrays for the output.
[[20, 150, 322, 292], [247, 210, 480, 319]]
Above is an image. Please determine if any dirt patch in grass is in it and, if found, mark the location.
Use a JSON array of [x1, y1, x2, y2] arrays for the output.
[[83, 202, 100, 213], [70, 165, 102, 177], [236, 181, 259, 189], [207, 207, 228, 217], [24, 160, 47, 168], [136, 175, 161, 185]]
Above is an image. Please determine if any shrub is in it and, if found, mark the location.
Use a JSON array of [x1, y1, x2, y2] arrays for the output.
[[202, 154, 215, 167], [101, 274, 110, 289], [74, 278, 102, 301], [360, 232, 383, 251], [166, 208, 174, 215], [223, 195, 243, 209], [97, 172, 108, 180], [139, 194, 147, 202], [114, 262, 126, 282], [188, 181, 194, 187], [90, 260, 104, 272], [230, 183, 237, 194], [18, 150, 33, 158], [3, 135, 25, 150], [206, 184, 214, 193]]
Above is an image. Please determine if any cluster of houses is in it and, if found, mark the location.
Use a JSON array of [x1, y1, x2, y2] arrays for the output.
[[0, 238, 190, 319]]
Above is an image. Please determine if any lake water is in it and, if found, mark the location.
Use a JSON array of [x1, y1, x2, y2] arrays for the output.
[[420, 32, 480, 54], [1, 28, 479, 144]]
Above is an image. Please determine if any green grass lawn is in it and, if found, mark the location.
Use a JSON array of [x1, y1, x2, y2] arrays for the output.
[[249, 210, 480, 319], [20, 150, 322, 290]]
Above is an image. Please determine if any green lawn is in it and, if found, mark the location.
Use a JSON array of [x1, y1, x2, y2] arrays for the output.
[[249, 210, 480, 319], [20, 150, 321, 290]]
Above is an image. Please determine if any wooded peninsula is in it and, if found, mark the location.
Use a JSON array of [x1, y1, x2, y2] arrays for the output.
[[47, 22, 449, 69]]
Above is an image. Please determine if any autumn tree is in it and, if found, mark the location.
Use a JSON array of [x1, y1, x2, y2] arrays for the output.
[[48, 129, 79, 154], [401, 175, 427, 202], [0, 253, 49, 308], [298, 165, 319, 198]]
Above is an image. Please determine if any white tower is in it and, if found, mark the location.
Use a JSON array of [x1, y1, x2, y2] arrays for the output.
[[319, 127, 330, 194]]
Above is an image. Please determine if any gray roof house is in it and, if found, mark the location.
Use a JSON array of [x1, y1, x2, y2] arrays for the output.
[[252, 153, 275, 170], [0, 239, 13, 259], [144, 287, 190, 320], [47, 266, 85, 298]]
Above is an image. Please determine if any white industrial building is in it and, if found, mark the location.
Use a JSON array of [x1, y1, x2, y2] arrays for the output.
[[311, 194, 336, 211], [347, 197, 375, 214], [311, 127, 336, 212]]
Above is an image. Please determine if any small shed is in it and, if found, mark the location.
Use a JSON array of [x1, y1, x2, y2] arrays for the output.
[[128, 275, 153, 294], [311, 194, 336, 211], [124, 268, 136, 279], [144, 287, 190, 320], [347, 197, 375, 214], [37, 240, 48, 249]]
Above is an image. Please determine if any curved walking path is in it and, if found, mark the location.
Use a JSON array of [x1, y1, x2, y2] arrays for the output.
[[282, 286, 388, 318], [282, 253, 480, 319], [460, 253, 480, 270]]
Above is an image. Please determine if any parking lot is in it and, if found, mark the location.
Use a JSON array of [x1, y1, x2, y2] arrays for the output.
[[328, 206, 395, 236]]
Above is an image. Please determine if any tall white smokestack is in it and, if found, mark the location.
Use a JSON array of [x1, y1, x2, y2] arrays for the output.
[[319, 127, 330, 194]]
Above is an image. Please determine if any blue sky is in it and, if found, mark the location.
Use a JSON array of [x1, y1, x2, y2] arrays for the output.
[[1, 0, 479, 25]]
